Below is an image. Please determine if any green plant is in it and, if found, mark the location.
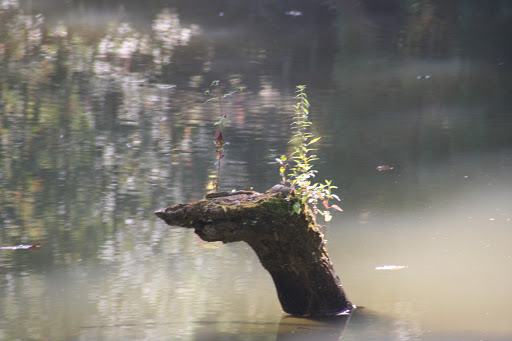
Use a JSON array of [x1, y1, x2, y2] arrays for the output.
[[205, 81, 242, 192], [277, 85, 342, 229]]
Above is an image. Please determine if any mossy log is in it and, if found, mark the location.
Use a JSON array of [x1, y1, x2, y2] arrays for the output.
[[155, 184, 353, 317]]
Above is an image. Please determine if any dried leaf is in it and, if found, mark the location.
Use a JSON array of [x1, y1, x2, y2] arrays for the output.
[[214, 130, 223, 147]]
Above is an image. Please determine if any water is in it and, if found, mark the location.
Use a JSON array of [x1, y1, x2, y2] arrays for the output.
[[1, 1, 511, 340]]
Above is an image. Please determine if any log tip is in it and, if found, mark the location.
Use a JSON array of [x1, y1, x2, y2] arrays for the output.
[[154, 209, 166, 219]]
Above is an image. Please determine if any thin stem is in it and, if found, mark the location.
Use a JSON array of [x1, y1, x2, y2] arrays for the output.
[[217, 99, 223, 192], [216, 154, 221, 192]]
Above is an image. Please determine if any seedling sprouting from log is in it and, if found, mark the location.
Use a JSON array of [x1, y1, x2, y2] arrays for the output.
[[204, 81, 242, 192], [213, 115, 227, 192], [276, 85, 343, 231]]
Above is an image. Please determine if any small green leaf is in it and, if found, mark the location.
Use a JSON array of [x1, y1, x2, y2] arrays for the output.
[[293, 201, 302, 214], [307, 137, 321, 145]]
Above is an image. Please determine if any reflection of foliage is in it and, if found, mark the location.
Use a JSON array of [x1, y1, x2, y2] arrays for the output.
[[0, 2, 200, 243], [396, 1, 459, 57], [0, 3, 43, 61], [0, 2, 199, 77], [0, 3, 302, 336], [94, 11, 200, 74], [0, 2, 328, 339], [0, 1, 293, 246]]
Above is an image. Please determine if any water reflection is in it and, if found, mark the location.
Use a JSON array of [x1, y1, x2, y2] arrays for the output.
[[1, 0, 512, 340], [0, 1, 293, 338], [277, 315, 350, 341], [330, 170, 512, 340]]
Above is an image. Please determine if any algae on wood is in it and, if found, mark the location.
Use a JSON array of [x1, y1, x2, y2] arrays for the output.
[[155, 184, 353, 317]]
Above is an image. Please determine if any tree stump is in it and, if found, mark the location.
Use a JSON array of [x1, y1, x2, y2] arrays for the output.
[[155, 184, 353, 317]]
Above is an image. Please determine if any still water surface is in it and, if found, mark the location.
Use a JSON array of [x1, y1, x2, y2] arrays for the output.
[[1, 1, 511, 340]]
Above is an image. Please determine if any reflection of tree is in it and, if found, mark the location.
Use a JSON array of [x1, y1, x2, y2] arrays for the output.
[[0, 2, 289, 338], [326, 1, 512, 214], [401, 1, 459, 58], [0, 2, 202, 240], [0, 1, 344, 338]]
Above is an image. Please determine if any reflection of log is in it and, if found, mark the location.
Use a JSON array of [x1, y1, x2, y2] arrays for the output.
[[155, 184, 353, 317], [277, 314, 350, 340]]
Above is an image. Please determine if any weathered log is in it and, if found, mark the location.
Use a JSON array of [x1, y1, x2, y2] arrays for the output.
[[155, 184, 353, 317]]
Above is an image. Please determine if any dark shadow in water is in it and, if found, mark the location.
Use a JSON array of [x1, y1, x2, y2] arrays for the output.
[[79, 313, 352, 340], [278, 307, 417, 341], [276, 314, 351, 341], [83, 307, 505, 340]]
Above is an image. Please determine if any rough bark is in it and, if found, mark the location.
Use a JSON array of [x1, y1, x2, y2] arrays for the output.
[[155, 184, 353, 317]]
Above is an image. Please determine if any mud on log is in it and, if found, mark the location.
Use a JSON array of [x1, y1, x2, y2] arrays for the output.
[[155, 184, 353, 317]]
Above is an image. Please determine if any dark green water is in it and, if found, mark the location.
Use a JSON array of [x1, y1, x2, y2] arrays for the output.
[[1, 1, 512, 340]]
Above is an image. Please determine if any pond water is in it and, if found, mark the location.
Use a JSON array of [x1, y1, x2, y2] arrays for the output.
[[1, 1, 512, 340]]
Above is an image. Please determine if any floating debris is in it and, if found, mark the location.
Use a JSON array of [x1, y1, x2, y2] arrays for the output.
[[285, 10, 303, 17], [1, 243, 41, 250], [376, 165, 394, 171], [375, 265, 408, 271]]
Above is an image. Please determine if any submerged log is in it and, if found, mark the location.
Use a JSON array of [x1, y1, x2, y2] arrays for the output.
[[155, 184, 353, 317]]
